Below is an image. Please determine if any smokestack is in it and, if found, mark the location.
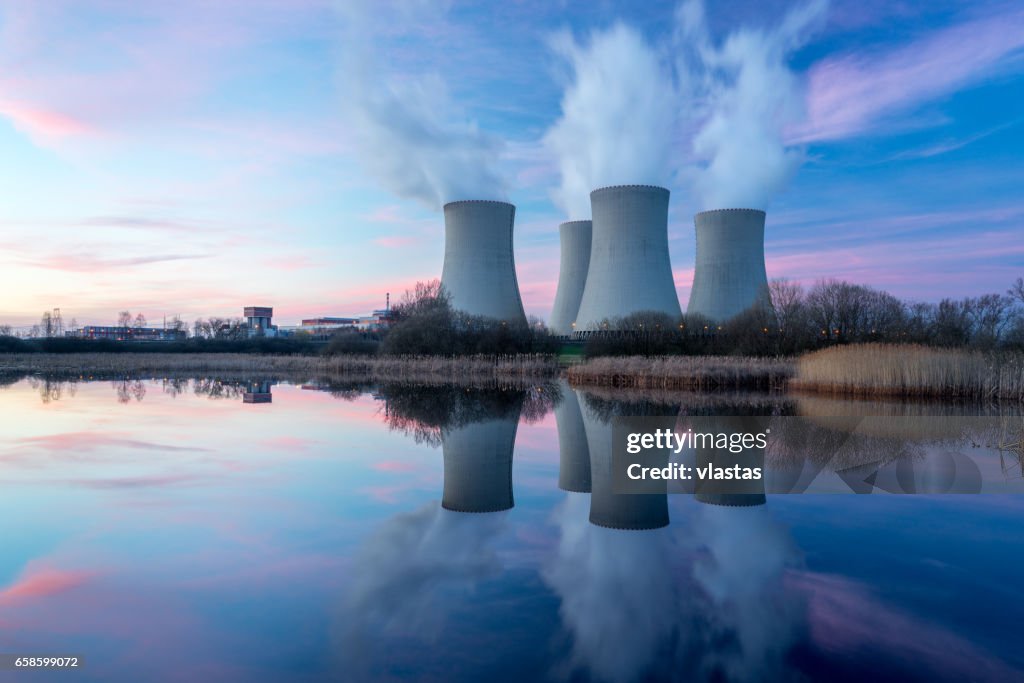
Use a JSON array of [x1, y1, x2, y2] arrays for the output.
[[441, 416, 517, 513], [441, 200, 527, 324], [573, 185, 681, 333], [687, 209, 770, 322], [549, 220, 592, 335]]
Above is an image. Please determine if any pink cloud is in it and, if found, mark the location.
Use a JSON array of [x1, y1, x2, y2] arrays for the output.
[[374, 236, 419, 248], [373, 461, 419, 473], [790, 570, 1022, 681], [0, 99, 94, 140], [792, 7, 1024, 142], [0, 565, 91, 603], [264, 436, 318, 451]]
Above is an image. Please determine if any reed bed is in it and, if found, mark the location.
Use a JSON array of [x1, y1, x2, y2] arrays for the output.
[[791, 344, 1024, 401], [0, 353, 559, 383], [567, 355, 794, 391]]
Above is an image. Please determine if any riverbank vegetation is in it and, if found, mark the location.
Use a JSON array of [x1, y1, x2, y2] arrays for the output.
[[791, 344, 1024, 401], [0, 353, 559, 384]]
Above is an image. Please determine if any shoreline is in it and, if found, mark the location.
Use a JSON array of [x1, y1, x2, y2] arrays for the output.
[[2, 346, 1022, 402]]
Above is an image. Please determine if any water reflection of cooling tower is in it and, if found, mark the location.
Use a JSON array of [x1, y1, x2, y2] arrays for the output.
[[694, 416, 768, 507], [554, 381, 591, 493], [580, 399, 669, 529], [573, 186, 682, 332], [549, 220, 592, 336], [441, 416, 518, 513], [440, 200, 527, 324], [687, 209, 770, 322]]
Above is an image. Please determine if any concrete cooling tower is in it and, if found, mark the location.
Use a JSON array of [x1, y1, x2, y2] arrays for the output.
[[581, 400, 669, 530], [441, 200, 527, 325], [694, 416, 767, 508], [553, 380, 591, 493], [548, 220, 592, 335], [687, 209, 770, 322], [573, 186, 682, 333], [441, 416, 518, 513]]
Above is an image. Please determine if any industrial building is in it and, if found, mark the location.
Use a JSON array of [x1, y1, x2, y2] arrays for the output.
[[686, 209, 770, 322], [573, 185, 682, 334], [548, 220, 592, 336], [244, 306, 278, 338], [77, 326, 187, 342], [441, 200, 527, 325]]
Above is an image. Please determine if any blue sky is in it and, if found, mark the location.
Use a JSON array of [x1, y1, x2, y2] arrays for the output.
[[0, 0, 1022, 328]]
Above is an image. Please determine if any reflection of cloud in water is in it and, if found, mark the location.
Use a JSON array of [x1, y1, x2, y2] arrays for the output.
[[543, 493, 681, 683], [691, 503, 801, 682], [335, 502, 506, 677], [543, 494, 803, 683]]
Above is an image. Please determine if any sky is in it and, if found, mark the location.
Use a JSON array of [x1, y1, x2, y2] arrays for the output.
[[0, 0, 1022, 329]]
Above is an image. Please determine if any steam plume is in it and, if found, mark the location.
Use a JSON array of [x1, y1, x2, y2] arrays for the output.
[[337, 2, 506, 209], [544, 23, 677, 218], [678, 0, 828, 209]]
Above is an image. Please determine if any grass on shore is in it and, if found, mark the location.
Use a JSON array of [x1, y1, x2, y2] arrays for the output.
[[566, 355, 794, 391], [791, 343, 1024, 401], [0, 353, 559, 383]]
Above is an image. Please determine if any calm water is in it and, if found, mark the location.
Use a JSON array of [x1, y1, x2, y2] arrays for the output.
[[1, 376, 1022, 683]]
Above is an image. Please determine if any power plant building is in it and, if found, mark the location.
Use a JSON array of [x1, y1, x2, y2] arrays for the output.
[[686, 209, 770, 322], [573, 185, 682, 333], [441, 200, 527, 325], [548, 220, 592, 335]]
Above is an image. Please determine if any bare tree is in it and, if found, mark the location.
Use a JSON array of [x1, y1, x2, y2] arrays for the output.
[[0, 324, 12, 336], [134, 313, 147, 329], [967, 294, 1014, 348], [118, 311, 133, 328], [40, 311, 55, 337]]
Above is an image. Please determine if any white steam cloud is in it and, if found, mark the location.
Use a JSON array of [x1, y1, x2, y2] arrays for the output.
[[544, 23, 677, 218], [337, 2, 506, 209], [543, 1, 827, 216], [678, 0, 828, 209]]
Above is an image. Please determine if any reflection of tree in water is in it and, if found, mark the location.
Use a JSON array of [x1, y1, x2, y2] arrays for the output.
[[27, 376, 79, 403], [379, 382, 560, 446], [111, 378, 147, 403]]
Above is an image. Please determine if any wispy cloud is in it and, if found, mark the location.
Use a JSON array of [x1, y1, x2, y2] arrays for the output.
[[19, 252, 209, 272], [792, 6, 1024, 142]]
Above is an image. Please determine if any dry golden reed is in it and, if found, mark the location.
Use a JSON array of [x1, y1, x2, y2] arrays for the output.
[[791, 343, 1024, 401], [0, 353, 559, 383], [566, 355, 794, 390]]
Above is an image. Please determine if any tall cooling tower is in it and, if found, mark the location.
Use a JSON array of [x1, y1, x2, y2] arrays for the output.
[[441, 200, 527, 324], [573, 185, 681, 333], [554, 380, 591, 493], [581, 399, 669, 530], [687, 209, 770, 322], [548, 220, 592, 335], [441, 416, 518, 513]]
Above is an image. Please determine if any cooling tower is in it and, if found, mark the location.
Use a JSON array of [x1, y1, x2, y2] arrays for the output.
[[687, 209, 770, 322], [573, 186, 682, 333], [581, 398, 669, 530], [694, 416, 767, 508], [441, 200, 527, 324], [554, 380, 591, 493], [548, 220, 592, 335], [441, 416, 518, 513]]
